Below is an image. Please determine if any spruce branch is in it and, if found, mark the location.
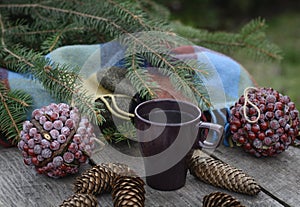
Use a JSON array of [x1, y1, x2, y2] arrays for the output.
[[0, 82, 33, 143], [126, 45, 192, 99], [189, 85, 212, 109], [1, 1, 213, 107], [124, 43, 160, 99], [1, 1, 183, 102], [0, 86, 20, 140], [0, 1, 165, 39], [41, 32, 63, 53], [33, 64, 105, 125], [101, 121, 136, 144], [126, 66, 158, 100], [0, 15, 34, 68], [172, 18, 282, 61], [10, 27, 86, 36], [2, 89, 32, 108], [120, 31, 212, 107], [135, 0, 170, 21], [106, 0, 154, 31], [0, 0, 284, 145], [1, 13, 105, 125]]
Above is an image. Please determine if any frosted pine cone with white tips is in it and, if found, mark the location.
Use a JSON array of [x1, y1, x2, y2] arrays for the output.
[[18, 103, 96, 178]]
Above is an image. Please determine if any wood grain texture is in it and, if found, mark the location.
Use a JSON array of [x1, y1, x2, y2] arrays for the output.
[[213, 145, 300, 207], [90, 143, 285, 207], [1, 141, 297, 206], [0, 147, 88, 207]]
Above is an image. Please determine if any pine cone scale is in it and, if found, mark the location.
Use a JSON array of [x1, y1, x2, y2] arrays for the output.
[[72, 163, 145, 206], [74, 164, 118, 195], [203, 192, 246, 207], [112, 175, 145, 207], [59, 193, 98, 207], [189, 154, 261, 195]]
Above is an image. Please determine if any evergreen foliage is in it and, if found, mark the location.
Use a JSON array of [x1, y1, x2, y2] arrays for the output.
[[0, 0, 282, 143], [172, 18, 282, 61], [0, 82, 32, 144], [101, 121, 136, 144]]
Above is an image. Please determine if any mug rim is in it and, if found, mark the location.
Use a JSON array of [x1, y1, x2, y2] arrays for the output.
[[134, 98, 202, 127]]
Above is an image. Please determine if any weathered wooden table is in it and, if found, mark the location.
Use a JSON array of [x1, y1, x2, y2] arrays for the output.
[[0, 140, 299, 207]]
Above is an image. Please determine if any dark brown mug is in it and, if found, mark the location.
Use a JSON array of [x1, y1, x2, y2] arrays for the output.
[[134, 99, 223, 191]]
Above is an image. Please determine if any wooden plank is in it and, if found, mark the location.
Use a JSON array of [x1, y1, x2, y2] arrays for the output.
[[0, 147, 89, 207], [96, 174, 283, 207], [91, 142, 284, 207], [0, 141, 294, 206], [213, 145, 300, 207]]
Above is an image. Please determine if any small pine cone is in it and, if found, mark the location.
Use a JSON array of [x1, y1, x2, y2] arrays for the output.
[[74, 164, 115, 195], [189, 155, 260, 195], [112, 175, 145, 207], [74, 163, 136, 195], [203, 192, 245, 207], [59, 193, 98, 207]]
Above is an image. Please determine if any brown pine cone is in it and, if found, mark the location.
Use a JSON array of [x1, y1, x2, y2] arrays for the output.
[[74, 164, 115, 195], [203, 192, 246, 207], [189, 154, 260, 195], [112, 175, 145, 207], [74, 163, 136, 195], [59, 193, 98, 207]]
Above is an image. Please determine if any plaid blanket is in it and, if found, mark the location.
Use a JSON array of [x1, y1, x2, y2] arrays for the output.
[[47, 43, 255, 105], [47, 43, 256, 146], [1, 42, 256, 147]]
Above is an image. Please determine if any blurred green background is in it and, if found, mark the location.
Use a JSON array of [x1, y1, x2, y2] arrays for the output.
[[156, 0, 300, 106]]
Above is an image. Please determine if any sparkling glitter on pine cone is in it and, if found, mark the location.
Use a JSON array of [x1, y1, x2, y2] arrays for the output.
[[229, 87, 299, 157], [112, 175, 145, 207], [18, 103, 96, 178], [203, 192, 246, 207], [74, 163, 135, 195], [189, 154, 260, 195], [59, 193, 98, 207]]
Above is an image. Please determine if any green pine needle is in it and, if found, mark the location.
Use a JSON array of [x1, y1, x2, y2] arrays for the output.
[[0, 82, 33, 143], [173, 18, 282, 62], [0, 0, 283, 144], [101, 121, 136, 144]]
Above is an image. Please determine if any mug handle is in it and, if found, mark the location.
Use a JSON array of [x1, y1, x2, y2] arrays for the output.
[[198, 122, 224, 149]]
